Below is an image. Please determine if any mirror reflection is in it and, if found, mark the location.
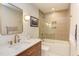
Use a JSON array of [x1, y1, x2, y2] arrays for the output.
[[0, 3, 23, 35]]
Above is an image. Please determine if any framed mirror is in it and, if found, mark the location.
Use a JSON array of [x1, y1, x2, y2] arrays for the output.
[[0, 3, 23, 35]]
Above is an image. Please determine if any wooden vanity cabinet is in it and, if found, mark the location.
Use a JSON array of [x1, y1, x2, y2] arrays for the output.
[[17, 41, 41, 56]]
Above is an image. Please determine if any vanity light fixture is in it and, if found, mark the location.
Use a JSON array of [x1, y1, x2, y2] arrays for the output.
[[24, 16, 30, 21]]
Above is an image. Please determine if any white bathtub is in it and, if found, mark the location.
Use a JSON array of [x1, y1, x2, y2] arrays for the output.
[[42, 39, 70, 56]]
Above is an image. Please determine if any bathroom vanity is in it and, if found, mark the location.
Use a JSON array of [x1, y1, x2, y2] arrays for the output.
[[0, 39, 41, 56], [17, 41, 41, 56]]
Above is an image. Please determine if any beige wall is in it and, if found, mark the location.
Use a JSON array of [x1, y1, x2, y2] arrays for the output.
[[39, 10, 70, 41]]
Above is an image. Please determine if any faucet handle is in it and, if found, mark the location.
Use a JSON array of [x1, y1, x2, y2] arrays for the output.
[[8, 41, 13, 45], [17, 39, 21, 42]]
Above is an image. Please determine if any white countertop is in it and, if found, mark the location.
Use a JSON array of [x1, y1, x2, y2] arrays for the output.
[[0, 39, 41, 56]]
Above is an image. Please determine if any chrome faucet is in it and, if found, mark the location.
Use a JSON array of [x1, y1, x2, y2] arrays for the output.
[[14, 34, 20, 44], [8, 34, 20, 46]]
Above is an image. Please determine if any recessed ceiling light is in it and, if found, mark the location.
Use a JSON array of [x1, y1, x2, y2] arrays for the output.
[[52, 8, 55, 11]]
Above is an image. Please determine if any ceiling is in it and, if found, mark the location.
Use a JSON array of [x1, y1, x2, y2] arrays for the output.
[[32, 3, 70, 13]]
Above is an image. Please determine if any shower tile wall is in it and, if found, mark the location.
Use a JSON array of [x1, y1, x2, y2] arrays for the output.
[[39, 10, 70, 41]]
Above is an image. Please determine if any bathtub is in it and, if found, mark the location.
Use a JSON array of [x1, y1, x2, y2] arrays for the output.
[[42, 39, 70, 56]]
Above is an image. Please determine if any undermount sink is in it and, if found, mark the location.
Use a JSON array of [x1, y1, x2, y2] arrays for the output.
[[6, 40, 37, 53], [0, 39, 41, 56]]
